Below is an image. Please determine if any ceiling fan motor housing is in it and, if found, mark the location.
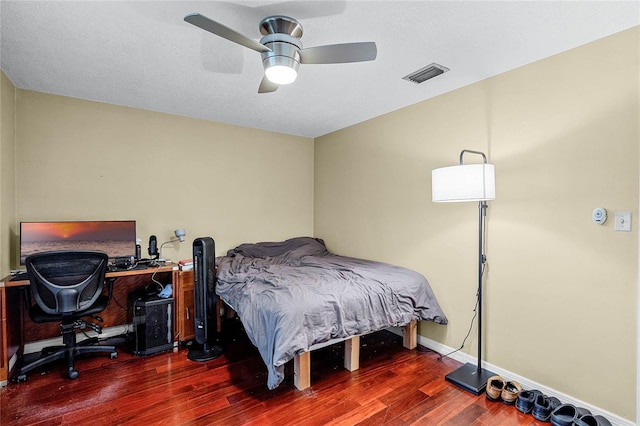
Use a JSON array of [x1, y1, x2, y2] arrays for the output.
[[259, 15, 303, 37]]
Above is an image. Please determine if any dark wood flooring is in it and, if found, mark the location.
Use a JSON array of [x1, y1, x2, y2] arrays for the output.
[[1, 322, 545, 425]]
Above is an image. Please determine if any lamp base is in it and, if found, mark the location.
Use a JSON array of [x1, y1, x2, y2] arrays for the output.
[[445, 362, 495, 395]]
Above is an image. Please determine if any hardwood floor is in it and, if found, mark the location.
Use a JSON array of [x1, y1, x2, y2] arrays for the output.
[[1, 323, 545, 425]]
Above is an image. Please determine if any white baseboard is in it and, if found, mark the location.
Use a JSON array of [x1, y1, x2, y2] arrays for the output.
[[23, 324, 132, 355], [388, 327, 634, 426]]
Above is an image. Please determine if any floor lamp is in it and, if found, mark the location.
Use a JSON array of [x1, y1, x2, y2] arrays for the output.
[[432, 149, 496, 395]]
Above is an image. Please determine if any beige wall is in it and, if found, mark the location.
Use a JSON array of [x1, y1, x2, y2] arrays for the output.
[[1, 71, 17, 276], [14, 91, 314, 263], [315, 27, 639, 420]]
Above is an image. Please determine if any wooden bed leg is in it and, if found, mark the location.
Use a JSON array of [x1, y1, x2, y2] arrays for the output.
[[403, 320, 417, 349], [294, 351, 311, 390], [344, 335, 360, 371]]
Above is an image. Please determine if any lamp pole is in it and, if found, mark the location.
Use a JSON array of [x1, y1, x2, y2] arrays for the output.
[[435, 149, 496, 395], [477, 200, 487, 375]]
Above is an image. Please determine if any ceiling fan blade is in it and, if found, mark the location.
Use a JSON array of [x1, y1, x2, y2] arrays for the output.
[[184, 13, 271, 54], [258, 76, 279, 94], [298, 42, 377, 64]]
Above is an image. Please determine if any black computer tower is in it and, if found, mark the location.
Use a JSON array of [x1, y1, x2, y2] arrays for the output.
[[128, 293, 174, 356]]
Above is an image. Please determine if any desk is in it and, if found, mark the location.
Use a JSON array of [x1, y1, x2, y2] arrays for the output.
[[0, 264, 179, 386]]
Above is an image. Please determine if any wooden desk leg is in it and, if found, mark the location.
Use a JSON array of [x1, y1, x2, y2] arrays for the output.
[[294, 351, 310, 390], [403, 320, 417, 349], [344, 335, 360, 371], [0, 286, 24, 386]]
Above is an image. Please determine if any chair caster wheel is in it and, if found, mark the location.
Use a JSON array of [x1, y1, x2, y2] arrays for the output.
[[68, 369, 79, 379], [110, 352, 118, 359], [16, 374, 27, 382]]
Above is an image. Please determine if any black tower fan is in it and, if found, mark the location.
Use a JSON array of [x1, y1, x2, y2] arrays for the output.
[[188, 237, 223, 361]]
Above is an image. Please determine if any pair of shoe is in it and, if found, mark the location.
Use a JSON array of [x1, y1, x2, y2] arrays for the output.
[[485, 375, 521, 404], [551, 404, 612, 426], [516, 389, 542, 414], [531, 393, 562, 422], [551, 404, 592, 425]]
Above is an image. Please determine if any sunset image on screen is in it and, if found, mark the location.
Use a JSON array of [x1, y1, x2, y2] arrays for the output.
[[20, 221, 136, 263]]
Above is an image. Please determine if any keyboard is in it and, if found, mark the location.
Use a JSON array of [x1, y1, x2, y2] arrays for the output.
[[10, 271, 28, 281]]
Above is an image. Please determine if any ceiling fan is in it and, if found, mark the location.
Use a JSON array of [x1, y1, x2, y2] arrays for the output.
[[184, 13, 377, 93]]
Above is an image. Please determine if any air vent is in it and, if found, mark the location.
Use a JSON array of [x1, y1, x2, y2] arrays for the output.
[[402, 63, 450, 84]]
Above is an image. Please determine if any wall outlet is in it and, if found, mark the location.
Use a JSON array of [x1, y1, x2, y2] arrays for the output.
[[614, 211, 632, 232]]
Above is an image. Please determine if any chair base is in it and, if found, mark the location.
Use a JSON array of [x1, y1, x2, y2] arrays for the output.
[[15, 343, 117, 382]]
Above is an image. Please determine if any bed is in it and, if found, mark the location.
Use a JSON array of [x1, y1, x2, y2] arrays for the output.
[[215, 237, 448, 390]]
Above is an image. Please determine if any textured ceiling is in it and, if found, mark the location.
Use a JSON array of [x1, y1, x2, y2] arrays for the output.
[[1, 1, 638, 138]]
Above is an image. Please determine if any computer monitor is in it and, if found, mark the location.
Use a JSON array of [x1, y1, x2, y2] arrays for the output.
[[20, 220, 137, 265]]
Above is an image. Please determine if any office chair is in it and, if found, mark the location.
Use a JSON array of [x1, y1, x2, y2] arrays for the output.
[[15, 250, 118, 381]]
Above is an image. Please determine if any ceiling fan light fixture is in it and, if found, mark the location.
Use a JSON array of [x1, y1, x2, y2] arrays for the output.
[[265, 65, 297, 85], [264, 56, 299, 85]]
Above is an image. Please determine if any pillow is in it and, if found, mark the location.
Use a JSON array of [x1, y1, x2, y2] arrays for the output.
[[226, 237, 328, 258]]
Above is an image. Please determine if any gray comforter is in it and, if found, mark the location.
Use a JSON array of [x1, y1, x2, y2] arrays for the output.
[[216, 237, 447, 389]]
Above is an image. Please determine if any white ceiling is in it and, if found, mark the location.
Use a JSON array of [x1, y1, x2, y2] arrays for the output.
[[1, 1, 638, 139]]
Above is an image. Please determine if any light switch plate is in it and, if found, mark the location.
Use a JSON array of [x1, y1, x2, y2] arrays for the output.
[[614, 211, 632, 232]]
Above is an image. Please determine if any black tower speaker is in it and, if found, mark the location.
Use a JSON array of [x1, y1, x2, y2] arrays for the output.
[[129, 294, 174, 356], [188, 237, 223, 362]]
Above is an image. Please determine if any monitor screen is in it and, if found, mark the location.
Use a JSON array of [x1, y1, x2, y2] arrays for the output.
[[20, 220, 136, 265]]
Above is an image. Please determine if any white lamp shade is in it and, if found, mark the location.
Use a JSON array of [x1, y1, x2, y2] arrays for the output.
[[432, 163, 495, 202]]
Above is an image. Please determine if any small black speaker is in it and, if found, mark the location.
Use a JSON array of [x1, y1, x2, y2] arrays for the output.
[[148, 235, 158, 258], [128, 293, 174, 356]]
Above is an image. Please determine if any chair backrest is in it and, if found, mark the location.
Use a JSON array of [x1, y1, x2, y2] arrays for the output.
[[25, 250, 109, 315]]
